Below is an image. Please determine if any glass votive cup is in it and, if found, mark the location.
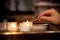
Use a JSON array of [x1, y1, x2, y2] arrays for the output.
[[7, 22, 17, 32], [19, 22, 33, 32], [32, 24, 48, 32]]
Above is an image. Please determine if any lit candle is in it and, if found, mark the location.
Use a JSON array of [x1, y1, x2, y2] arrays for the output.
[[7, 22, 17, 32], [20, 20, 33, 32]]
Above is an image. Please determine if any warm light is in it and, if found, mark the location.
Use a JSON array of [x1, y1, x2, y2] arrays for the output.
[[3, 32, 23, 35], [25, 20, 30, 27], [9, 23, 16, 28], [19, 20, 33, 32], [7, 22, 17, 32], [27, 20, 28, 23]]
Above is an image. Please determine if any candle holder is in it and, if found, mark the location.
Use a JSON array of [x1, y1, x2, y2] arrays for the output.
[[19, 20, 33, 32], [0, 22, 7, 31], [32, 24, 48, 32], [7, 22, 17, 32]]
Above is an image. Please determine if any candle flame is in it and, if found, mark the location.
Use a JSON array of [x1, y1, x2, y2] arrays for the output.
[[10, 24, 16, 28], [27, 20, 29, 23]]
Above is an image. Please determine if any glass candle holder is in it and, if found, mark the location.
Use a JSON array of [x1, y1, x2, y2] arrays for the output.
[[19, 20, 33, 32], [0, 22, 7, 31], [7, 22, 17, 32], [32, 24, 48, 32]]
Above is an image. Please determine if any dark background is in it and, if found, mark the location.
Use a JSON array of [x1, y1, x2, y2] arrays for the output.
[[0, 0, 60, 15], [0, 0, 60, 22]]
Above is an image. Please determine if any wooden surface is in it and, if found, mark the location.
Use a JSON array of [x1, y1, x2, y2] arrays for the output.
[[0, 33, 60, 40]]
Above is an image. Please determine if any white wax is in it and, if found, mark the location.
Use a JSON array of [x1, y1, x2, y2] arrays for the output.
[[32, 24, 48, 30], [20, 26, 31, 31], [20, 21, 32, 32]]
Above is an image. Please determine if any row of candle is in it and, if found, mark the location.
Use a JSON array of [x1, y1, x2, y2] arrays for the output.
[[0, 20, 33, 32]]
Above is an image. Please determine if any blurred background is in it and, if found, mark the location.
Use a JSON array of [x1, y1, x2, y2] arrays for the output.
[[0, 0, 60, 22]]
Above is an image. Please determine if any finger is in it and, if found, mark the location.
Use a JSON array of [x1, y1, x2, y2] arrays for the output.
[[39, 9, 55, 16], [37, 16, 41, 21], [40, 16, 51, 22]]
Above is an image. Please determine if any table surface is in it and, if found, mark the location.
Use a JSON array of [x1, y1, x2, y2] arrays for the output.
[[0, 31, 60, 40], [0, 31, 60, 35]]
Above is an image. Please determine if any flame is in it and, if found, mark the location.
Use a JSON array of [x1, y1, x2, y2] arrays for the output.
[[10, 24, 16, 28], [26, 20, 29, 23], [26, 20, 30, 26]]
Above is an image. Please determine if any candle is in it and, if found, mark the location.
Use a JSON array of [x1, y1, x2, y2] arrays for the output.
[[0, 22, 6, 30], [20, 20, 33, 32], [32, 24, 48, 32], [7, 22, 17, 32]]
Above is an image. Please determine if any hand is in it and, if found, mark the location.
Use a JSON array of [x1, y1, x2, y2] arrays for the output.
[[38, 9, 60, 24]]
